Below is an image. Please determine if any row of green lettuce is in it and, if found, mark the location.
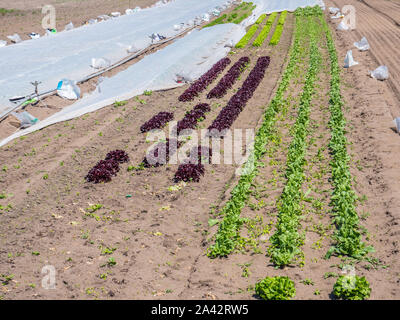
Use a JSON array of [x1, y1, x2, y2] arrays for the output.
[[206, 9, 305, 258], [256, 6, 372, 300], [319, 10, 374, 259], [268, 11, 321, 267], [204, 2, 256, 27], [236, 10, 288, 48], [208, 4, 373, 266]]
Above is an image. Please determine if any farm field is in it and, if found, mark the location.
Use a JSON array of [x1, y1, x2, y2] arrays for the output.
[[1, 1, 400, 300], [0, 0, 159, 41]]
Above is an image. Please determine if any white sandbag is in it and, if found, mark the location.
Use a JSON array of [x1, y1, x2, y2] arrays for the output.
[[97, 15, 111, 21], [88, 19, 98, 24], [91, 57, 111, 69], [111, 12, 121, 18], [127, 43, 141, 53], [202, 13, 211, 22], [224, 39, 234, 48], [45, 29, 57, 36], [64, 22, 74, 31], [212, 9, 221, 16], [29, 32, 41, 40], [331, 12, 343, 19], [0, 40, 7, 48], [370, 66, 389, 80], [344, 50, 358, 68], [337, 20, 349, 31], [329, 7, 340, 14], [125, 9, 134, 15], [354, 36, 369, 51], [11, 111, 39, 129], [173, 24, 182, 31], [394, 117, 400, 134], [56, 79, 81, 100], [133, 7, 141, 12], [7, 34, 22, 43], [96, 76, 106, 93]]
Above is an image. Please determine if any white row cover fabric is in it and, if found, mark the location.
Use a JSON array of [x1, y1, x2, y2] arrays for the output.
[[0, 23, 244, 147], [0, 0, 232, 118], [251, 0, 325, 19]]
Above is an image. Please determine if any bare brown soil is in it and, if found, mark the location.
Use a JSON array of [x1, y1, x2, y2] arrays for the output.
[[329, 0, 400, 113], [0, 0, 159, 42]]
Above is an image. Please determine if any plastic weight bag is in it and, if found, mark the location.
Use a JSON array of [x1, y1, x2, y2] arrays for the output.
[[201, 13, 210, 22], [64, 22, 74, 31], [344, 50, 358, 68], [370, 66, 389, 80], [11, 111, 39, 129], [331, 12, 343, 19], [91, 57, 111, 69], [337, 21, 349, 31], [29, 32, 40, 40], [95, 76, 106, 93], [224, 39, 234, 48], [127, 43, 141, 53], [212, 9, 221, 16], [7, 34, 22, 43], [173, 24, 182, 31], [354, 37, 370, 51], [98, 15, 111, 21], [329, 7, 340, 14], [56, 79, 81, 100], [394, 117, 400, 134], [0, 40, 7, 48]]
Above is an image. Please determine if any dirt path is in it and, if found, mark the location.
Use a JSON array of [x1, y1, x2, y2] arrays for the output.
[[325, 0, 400, 298], [0, 0, 159, 42], [328, 0, 400, 114], [359, 0, 400, 25]]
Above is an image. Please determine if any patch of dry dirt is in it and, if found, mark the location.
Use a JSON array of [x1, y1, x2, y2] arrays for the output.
[[0, 0, 160, 42]]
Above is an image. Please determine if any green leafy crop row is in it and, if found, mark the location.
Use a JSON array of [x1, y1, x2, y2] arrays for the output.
[[203, 14, 227, 28], [204, 2, 256, 28], [207, 11, 304, 258], [319, 9, 374, 260], [269, 11, 287, 45], [252, 12, 278, 47], [232, 2, 257, 24], [268, 12, 321, 267], [255, 13, 267, 24], [235, 24, 260, 48]]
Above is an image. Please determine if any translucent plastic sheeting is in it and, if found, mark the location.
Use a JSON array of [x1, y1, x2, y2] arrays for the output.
[[0, 0, 232, 118], [0, 23, 244, 147], [251, 0, 325, 21]]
